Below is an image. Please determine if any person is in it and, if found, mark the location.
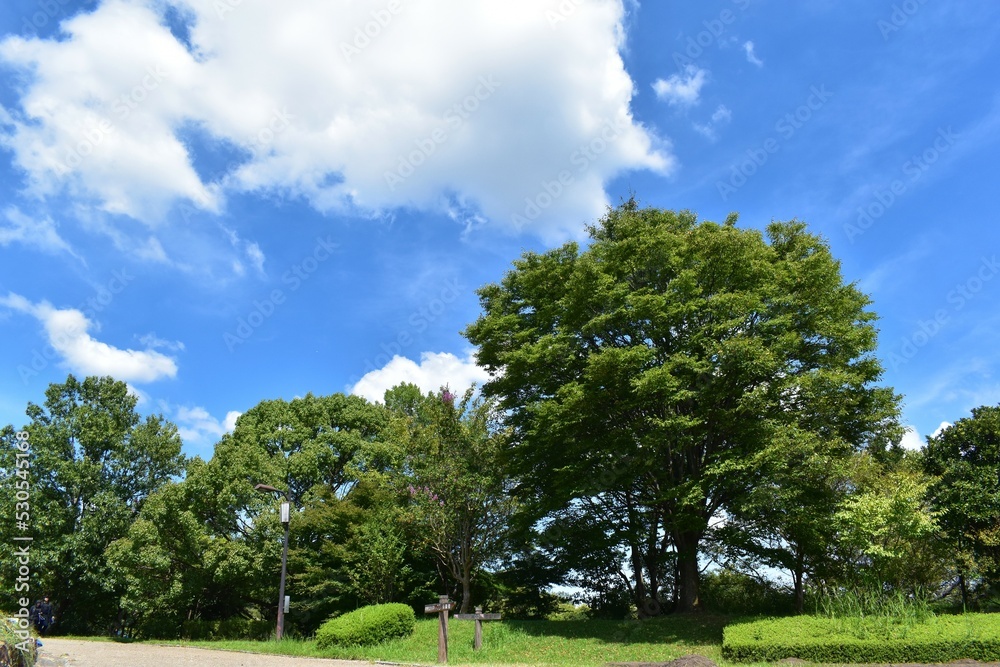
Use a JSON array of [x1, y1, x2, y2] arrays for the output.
[[30, 597, 54, 636]]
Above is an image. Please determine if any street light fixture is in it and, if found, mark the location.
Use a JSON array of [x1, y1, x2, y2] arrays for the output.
[[254, 483, 291, 640]]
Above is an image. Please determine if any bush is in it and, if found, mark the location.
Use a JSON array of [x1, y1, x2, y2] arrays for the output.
[[700, 569, 794, 616], [723, 613, 1000, 663], [0, 617, 36, 667], [315, 603, 415, 648], [177, 618, 273, 641]]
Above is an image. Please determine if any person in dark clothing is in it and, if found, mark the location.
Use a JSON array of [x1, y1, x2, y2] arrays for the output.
[[30, 597, 54, 636]]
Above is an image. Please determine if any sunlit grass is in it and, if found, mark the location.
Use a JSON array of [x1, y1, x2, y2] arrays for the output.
[[173, 615, 729, 666]]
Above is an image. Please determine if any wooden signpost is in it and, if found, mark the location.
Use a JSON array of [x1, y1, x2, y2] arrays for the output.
[[454, 606, 501, 651], [424, 595, 453, 663]]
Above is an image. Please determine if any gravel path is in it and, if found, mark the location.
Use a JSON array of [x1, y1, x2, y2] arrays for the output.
[[36, 638, 377, 667]]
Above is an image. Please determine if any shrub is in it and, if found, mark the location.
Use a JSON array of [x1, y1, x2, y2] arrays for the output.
[[723, 613, 1000, 663], [0, 617, 36, 667], [700, 569, 794, 616], [315, 603, 415, 648], [178, 618, 273, 641]]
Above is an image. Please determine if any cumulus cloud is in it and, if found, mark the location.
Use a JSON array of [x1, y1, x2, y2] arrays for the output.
[[930, 421, 952, 438], [743, 41, 764, 67], [0, 207, 79, 258], [350, 350, 489, 403], [899, 425, 924, 451], [652, 65, 707, 107], [0, 0, 672, 238], [175, 405, 241, 445], [0, 292, 178, 382]]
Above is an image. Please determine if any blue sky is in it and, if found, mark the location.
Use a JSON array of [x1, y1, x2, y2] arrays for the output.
[[0, 0, 998, 458]]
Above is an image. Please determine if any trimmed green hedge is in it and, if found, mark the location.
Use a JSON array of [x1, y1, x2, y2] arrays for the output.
[[315, 603, 415, 648], [723, 614, 1000, 663]]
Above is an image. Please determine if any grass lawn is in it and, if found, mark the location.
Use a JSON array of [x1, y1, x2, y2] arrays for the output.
[[176, 615, 731, 666]]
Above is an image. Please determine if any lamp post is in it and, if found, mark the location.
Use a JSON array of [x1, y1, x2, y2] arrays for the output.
[[254, 483, 290, 640]]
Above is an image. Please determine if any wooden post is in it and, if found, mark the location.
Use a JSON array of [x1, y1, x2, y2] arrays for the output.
[[424, 595, 452, 663], [453, 606, 501, 650]]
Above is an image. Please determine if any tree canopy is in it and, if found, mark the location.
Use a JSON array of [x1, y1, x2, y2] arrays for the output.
[[0, 375, 184, 633], [12, 200, 999, 634], [464, 200, 902, 612]]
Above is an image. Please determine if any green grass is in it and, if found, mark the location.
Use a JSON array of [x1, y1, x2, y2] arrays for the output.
[[175, 615, 729, 666], [60, 612, 1000, 666]]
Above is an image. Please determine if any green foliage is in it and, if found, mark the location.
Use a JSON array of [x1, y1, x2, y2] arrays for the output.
[[0, 375, 185, 634], [723, 613, 1000, 663], [925, 405, 1000, 602], [387, 384, 516, 613], [546, 601, 590, 621], [345, 513, 410, 606], [314, 603, 415, 648], [831, 452, 946, 591], [699, 569, 794, 616], [465, 200, 902, 613], [180, 618, 273, 641], [491, 552, 563, 620], [814, 587, 933, 630], [713, 429, 850, 612], [0, 618, 36, 667]]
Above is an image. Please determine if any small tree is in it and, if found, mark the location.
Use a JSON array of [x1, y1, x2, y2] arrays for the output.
[[387, 384, 516, 613], [832, 452, 946, 593], [925, 406, 1000, 606]]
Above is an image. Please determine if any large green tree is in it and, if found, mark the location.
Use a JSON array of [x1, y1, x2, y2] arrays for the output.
[[0, 375, 184, 633], [925, 405, 1000, 606], [188, 392, 400, 632], [464, 201, 901, 613]]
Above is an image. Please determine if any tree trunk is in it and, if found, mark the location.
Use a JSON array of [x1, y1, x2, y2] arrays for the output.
[[675, 531, 701, 613], [629, 541, 649, 614], [793, 550, 805, 614], [460, 574, 472, 613]]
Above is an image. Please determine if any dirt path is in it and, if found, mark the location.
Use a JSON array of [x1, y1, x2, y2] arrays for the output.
[[36, 638, 378, 667]]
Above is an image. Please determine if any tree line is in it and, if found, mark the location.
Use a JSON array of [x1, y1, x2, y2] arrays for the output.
[[2, 201, 999, 636]]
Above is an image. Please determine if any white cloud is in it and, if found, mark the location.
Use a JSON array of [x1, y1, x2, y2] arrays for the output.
[[175, 405, 241, 445], [652, 66, 707, 107], [0, 292, 178, 383], [0, 207, 79, 258], [743, 41, 764, 67], [693, 104, 732, 140], [134, 236, 170, 264], [930, 421, 952, 438], [222, 225, 266, 276], [245, 242, 265, 275], [900, 422, 953, 450], [138, 332, 185, 352], [900, 425, 924, 451], [0, 0, 671, 239], [350, 350, 489, 404]]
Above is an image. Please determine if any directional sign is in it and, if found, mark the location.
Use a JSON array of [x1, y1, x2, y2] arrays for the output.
[[454, 612, 501, 621], [453, 606, 501, 650], [425, 596, 452, 663]]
